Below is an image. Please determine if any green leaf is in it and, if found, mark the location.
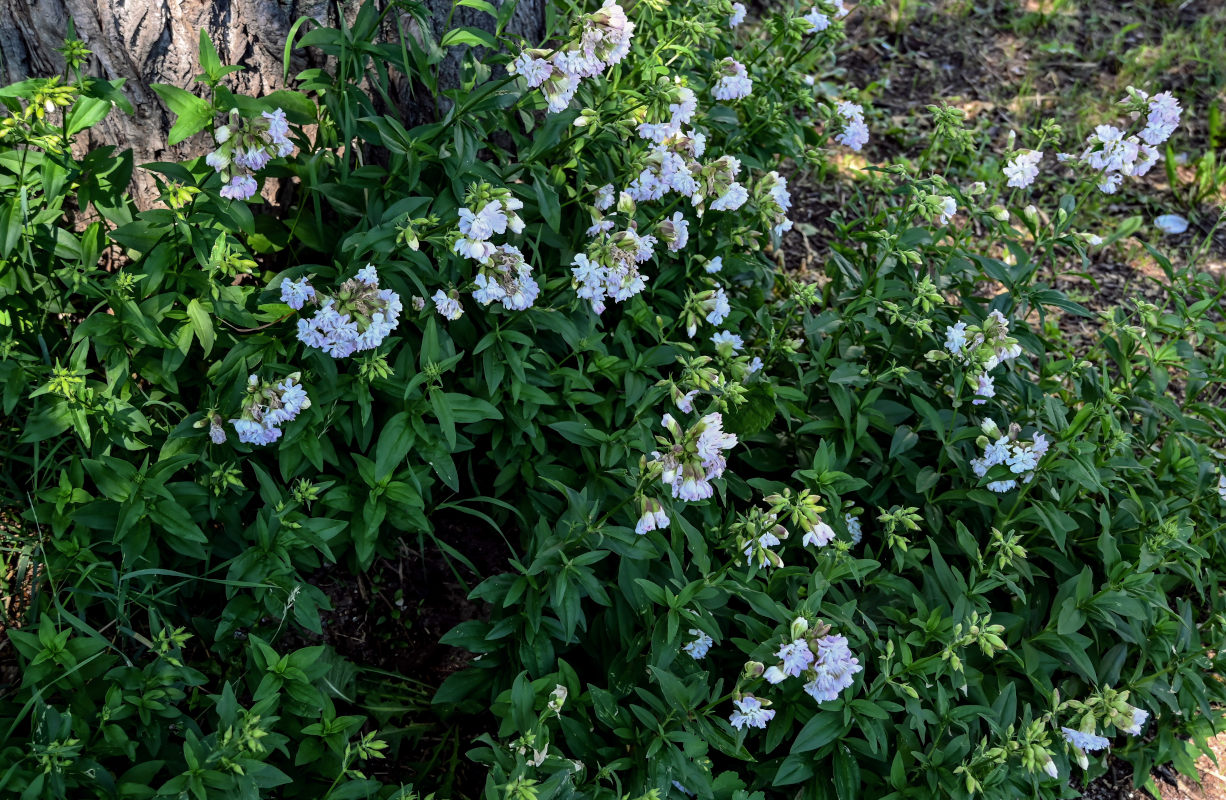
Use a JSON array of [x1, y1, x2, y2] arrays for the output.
[[260, 89, 317, 125], [773, 754, 815, 786], [430, 389, 457, 449], [375, 412, 415, 479], [456, 0, 498, 16], [791, 711, 846, 753], [185, 299, 215, 355], [197, 29, 223, 81], [724, 383, 776, 436], [151, 84, 214, 146], [531, 169, 561, 233], [833, 745, 861, 800], [439, 27, 498, 49]]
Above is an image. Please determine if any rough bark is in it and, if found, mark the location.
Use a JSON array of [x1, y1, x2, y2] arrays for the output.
[[0, 0, 543, 207]]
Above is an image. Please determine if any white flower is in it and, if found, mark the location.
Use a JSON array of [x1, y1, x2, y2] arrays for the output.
[[704, 287, 731, 325], [663, 211, 690, 252], [728, 1, 746, 26], [845, 513, 862, 544], [205, 150, 229, 171], [802, 8, 830, 31], [944, 322, 968, 355], [834, 101, 869, 151], [747, 356, 763, 374], [355, 264, 379, 285], [763, 665, 787, 684], [634, 498, 670, 535], [937, 195, 957, 225], [802, 521, 835, 547], [972, 373, 995, 406], [710, 182, 748, 212], [1121, 707, 1149, 736], [511, 51, 553, 88], [595, 183, 615, 210], [704, 256, 723, 274], [711, 330, 744, 353], [729, 696, 775, 730], [1140, 91, 1181, 146], [1218, 473, 1226, 502], [776, 639, 816, 677], [1097, 172, 1123, 194], [220, 174, 258, 200], [1061, 727, 1110, 753], [743, 531, 781, 568], [433, 290, 464, 321], [280, 277, 315, 310], [540, 71, 581, 114], [1003, 150, 1043, 188], [682, 629, 713, 659]]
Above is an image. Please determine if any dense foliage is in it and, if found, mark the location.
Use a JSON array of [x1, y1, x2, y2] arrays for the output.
[[2, 1, 1225, 799]]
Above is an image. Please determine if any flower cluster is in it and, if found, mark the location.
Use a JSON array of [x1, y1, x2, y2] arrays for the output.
[[472, 245, 540, 311], [206, 108, 294, 201], [940, 310, 1023, 405], [645, 412, 738, 503], [729, 490, 841, 569], [764, 489, 837, 550], [733, 505, 789, 568], [681, 284, 731, 337], [711, 58, 752, 102], [634, 496, 670, 535], [625, 126, 703, 201], [801, 0, 848, 33], [1060, 692, 1150, 769], [1079, 125, 1160, 194], [753, 171, 793, 237], [834, 100, 869, 151], [617, 106, 750, 220], [453, 184, 526, 264], [970, 418, 1049, 493], [1078, 89, 1180, 194], [288, 266, 403, 358], [509, 0, 634, 113], [571, 216, 657, 313], [228, 373, 310, 446], [759, 618, 862, 704]]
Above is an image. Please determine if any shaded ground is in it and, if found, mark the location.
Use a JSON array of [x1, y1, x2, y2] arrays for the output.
[[299, 514, 509, 683], [277, 513, 511, 795]]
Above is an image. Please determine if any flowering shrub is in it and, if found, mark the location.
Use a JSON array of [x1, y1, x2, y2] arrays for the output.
[[2, 2, 1226, 800]]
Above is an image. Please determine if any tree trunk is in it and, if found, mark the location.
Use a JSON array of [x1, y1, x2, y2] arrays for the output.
[[0, 0, 543, 208]]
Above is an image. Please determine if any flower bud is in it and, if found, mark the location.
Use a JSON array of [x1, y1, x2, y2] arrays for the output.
[[790, 616, 809, 640], [574, 108, 597, 127]]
